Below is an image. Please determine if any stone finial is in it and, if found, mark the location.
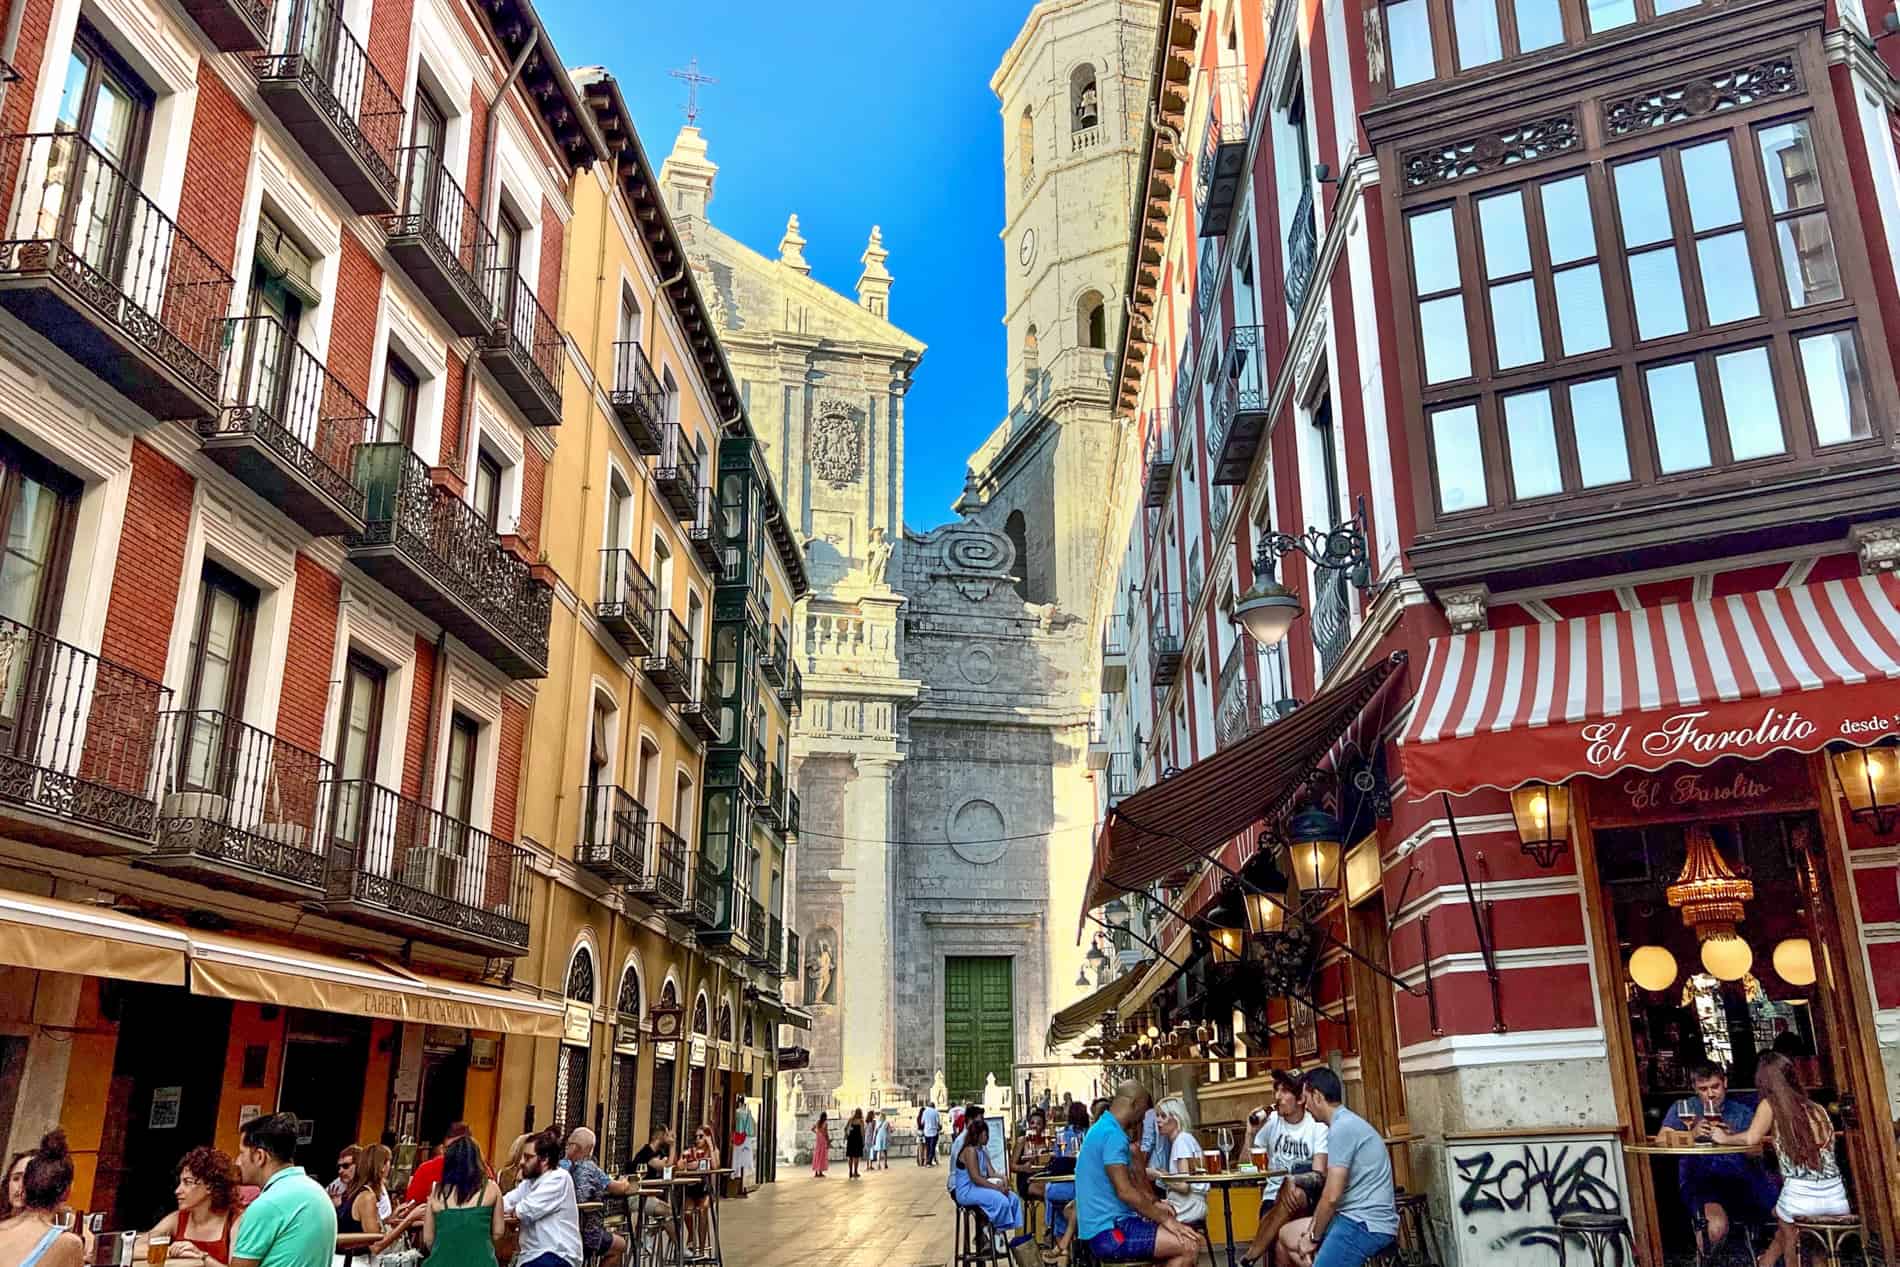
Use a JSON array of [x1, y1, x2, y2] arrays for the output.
[[856, 225, 892, 318], [778, 214, 810, 274], [658, 124, 717, 220], [1440, 583, 1490, 634]]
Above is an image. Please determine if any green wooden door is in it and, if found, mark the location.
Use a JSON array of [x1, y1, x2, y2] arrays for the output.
[[943, 956, 1014, 1105]]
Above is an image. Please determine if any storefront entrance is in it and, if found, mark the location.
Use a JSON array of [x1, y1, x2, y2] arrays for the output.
[[278, 1009, 370, 1172], [101, 985, 231, 1229]]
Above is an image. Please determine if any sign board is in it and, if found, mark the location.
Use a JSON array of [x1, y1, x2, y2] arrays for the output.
[[471, 1037, 499, 1070], [149, 1087, 181, 1130], [563, 1003, 593, 1045], [718, 1046, 731, 1070], [689, 1036, 707, 1067], [614, 1036, 640, 1057], [1586, 751, 1816, 828], [656, 1041, 677, 1062], [1441, 1129, 1628, 1266], [984, 1115, 1008, 1176], [239, 1105, 262, 1127]]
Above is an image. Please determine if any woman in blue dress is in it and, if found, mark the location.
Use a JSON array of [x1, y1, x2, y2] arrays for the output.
[[952, 1118, 1024, 1247]]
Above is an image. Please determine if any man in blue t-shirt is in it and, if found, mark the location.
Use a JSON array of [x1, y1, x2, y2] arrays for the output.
[[1659, 1062, 1779, 1255], [1071, 1080, 1203, 1266], [1279, 1068, 1397, 1267]]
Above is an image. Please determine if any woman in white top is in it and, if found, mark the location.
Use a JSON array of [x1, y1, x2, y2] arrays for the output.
[[1710, 1051, 1850, 1267], [1148, 1096, 1210, 1227]]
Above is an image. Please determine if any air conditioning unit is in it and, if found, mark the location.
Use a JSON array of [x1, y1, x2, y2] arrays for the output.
[[401, 845, 462, 898]]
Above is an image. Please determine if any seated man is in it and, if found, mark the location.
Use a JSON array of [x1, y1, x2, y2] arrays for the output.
[[1278, 1069, 1397, 1267], [1073, 1080, 1203, 1267], [1659, 1062, 1780, 1254], [1241, 1071, 1329, 1267]]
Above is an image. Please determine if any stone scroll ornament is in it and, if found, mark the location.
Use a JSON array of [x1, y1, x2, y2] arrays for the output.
[[810, 401, 863, 488]]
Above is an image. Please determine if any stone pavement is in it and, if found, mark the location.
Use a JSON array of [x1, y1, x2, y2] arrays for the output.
[[716, 1159, 960, 1266]]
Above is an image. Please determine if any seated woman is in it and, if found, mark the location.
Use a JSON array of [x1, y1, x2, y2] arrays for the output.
[[144, 1148, 243, 1267], [681, 1126, 721, 1254], [1033, 1100, 1089, 1260], [335, 1144, 388, 1260], [417, 1136, 503, 1267], [1147, 1098, 1209, 1232], [952, 1118, 1025, 1253], [1711, 1051, 1851, 1267]]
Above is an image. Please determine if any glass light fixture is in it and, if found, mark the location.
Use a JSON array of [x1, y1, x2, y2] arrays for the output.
[[1700, 934, 1753, 983], [1076, 966, 1090, 987], [1208, 926, 1245, 966], [1831, 745, 1900, 834], [1628, 945, 1679, 993], [1285, 807, 1345, 907], [1772, 937, 1816, 987], [1243, 888, 1288, 936], [1234, 547, 1304, 648], [1085, 941, 1109, 974], [1509, 781, 1571, 869]]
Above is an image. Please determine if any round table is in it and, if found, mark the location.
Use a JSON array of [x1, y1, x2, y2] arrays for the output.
[[1622, 1141, 1755, 1156], [1187, 1169, 1285, 1267], [632, 1170, 733, 1267]]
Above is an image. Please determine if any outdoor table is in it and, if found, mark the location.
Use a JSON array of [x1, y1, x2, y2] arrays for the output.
[[631, 1170, 733, 1267], [1193, 1168, 1285, 1267], [1622, 1141, 1761, 1267]]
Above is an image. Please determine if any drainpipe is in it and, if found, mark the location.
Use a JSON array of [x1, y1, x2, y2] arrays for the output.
[[0, 0, 26, 117]]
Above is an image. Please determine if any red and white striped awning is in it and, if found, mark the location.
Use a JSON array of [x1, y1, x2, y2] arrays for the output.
[[1399, 571, 1900, 797]]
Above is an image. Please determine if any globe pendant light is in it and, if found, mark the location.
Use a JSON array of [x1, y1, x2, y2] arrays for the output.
[[1628, 945, 1679, 993], [1233, 546, 1304, 648], [1772, 937, 1817, 987], [1699, 934, 1753, 983]]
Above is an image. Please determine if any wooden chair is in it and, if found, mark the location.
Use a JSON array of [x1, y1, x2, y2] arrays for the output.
[[1788, 1214, 1863, 1267], [955, 1203, 1009, 1267]]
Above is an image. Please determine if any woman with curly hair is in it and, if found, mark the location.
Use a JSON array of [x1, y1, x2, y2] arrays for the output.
[[143, 1148, 243, 1267]]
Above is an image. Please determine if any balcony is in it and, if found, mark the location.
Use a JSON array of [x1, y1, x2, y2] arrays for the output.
[[1149, 592, 1183, 686], [1284, 184, 1318, 315], [609, 340, 664, 455], [479, 270, 563, 427], [779, 661, 803, 715], [759, 624, 785, 688], [348, 444, 552, 677], [145, 711, 331, 898], [688, 853, 721, 929], [384, 147, 495, 337], [1100, 612, 1127, 691], [1087, 702, 1112, 770], [760, 762, 784, 829], [252, 0, 403, 214], [743, 896, 769, 966], [785, 928, 801, 982], [1104, 751, 1134, 808], [686, 485, 722, 574], [0, 132, 233, 421], [1143, 411, 1175, 509], [1211, 324, 1269, 485], [596, 548, 656, 656], [578, 783, 651, 887], [654, 424, 699, 519], [323, 779, 531, 956], [0, 617, 168, 848], [643, 610, 692, 704], [785, 787, 800, 837], [1196, 65, 1253, 238], [177, 0, 267, 49], [766, 913, 783, 975], [1214, 641, 1258, 750], [639, 821, 689, 914], [679, 658, 720, 743], [203, 315, 369, 537]]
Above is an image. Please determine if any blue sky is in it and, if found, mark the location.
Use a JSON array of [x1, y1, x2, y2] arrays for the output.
[[543, 0, 1032, 528]]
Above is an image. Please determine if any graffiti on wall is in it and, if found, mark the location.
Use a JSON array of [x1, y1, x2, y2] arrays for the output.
[[1446, 1136, 1629, 1265]]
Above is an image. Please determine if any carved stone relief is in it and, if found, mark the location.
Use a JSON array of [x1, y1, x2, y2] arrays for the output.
[[811, 399, 863, 488]]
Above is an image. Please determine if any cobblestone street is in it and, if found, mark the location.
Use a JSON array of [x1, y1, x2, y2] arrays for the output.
[[716, 1163, 959, 1267]]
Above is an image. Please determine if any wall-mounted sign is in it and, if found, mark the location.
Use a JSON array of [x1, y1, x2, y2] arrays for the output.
[[717, 1046, 731, 1070], [471, 1037, 499, 1070], [149, 1087, 181, 1130], [238, 1105, 261, 1127], [656, 1041, 677, 1062], [690, 1036, 707, 1067], [563, 1003, 592, 1045], [1587, 752, 1815, 828]]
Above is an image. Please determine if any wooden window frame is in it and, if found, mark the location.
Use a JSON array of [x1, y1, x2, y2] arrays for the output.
[[333, 652, 387, 781], [183, 563, 258, 721], [1379, 0, 1705, 91], [444, 711, 479, 825], [378, 353, 419, 448], [473, 449, 503, 531]]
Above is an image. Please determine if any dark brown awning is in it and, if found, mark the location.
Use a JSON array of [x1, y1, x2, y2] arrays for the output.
[[1045, 963, 1152, 1050], [1081, 652, 1405, 925]]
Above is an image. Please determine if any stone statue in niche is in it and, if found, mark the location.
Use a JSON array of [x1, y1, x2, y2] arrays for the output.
[[811, 400, 863, 488], [806, 927, 839, 1006], [861, 527, 894, 590]]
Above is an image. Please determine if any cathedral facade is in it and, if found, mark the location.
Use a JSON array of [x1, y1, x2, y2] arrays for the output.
[[658, 0, 1156, 1120]]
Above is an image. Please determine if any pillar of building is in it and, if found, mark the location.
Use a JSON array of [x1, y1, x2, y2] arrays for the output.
[[839, 752, 900, 1104]]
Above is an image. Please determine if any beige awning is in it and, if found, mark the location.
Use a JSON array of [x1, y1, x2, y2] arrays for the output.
[[0, 892, 189, 985], [189, 934, 562, 1037], [1046, 964, 1151, 1050]]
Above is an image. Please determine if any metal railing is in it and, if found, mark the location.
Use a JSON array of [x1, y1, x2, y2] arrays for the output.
[[388, 145, 492, 310], [1101, 611, 1127, 658], [782, 661, 803, 715], [1211, 324, 1268, 461], [483, 268, 564, 404], [1149, 591, 1183, 660], [1314, 566, 1353, 676], [745, 895, 766, 953], [0, 130, 233, 399], [598, 548, 655, 642], [687, 484, 720, 562], [651, 610, 691, 678], [324, 778, 531, 946], [656, 422, 698, 488], [256, 0, 403, 196], [690, 850, 720, 926], [785, 928, 801, 983], [1105, 751, 1134, 805], [211, 314, 371, 516], [765, 762, 784, 823], [580, 782, 650, 884], [1214, 640, 1258, 750], [153, 710, 332, 886], [1285, 184, 1318, 314], [786, 787, 800, 835], [652, 822, 688, 909], [352, 444, 552, 662], [767, 912, 783, 974], [611, 339, 663, 431]]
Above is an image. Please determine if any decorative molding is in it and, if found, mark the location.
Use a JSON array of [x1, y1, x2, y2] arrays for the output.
[[1440, 583, 1491, 633], [1397, 1026, 1609, 1074], [1400, 111, 1580, 190], [810, 398, 863, 488], [1603, 55, 1800, 138], [1850, 521, 1900, 574]]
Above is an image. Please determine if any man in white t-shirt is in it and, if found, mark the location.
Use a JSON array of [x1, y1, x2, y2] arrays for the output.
[[1239, 1071, 1330, 1267]]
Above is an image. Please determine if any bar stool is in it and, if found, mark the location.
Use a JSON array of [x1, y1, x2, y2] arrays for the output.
[[1394, 1189, 1440, 1267], [1789, 1214, 1863, 1267], [955, 1204, 1009, 1267], [1555, 1211, 1633, 1267]]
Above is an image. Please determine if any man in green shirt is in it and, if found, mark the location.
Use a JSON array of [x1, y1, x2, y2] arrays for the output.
[[232, 1114, 337, 1267]]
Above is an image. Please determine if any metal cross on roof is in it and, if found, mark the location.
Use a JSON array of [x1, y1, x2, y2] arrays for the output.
[[669, 57, 717, 126]]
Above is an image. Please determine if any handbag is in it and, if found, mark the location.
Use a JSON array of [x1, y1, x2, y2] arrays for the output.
[[731, 1131, 746, 1147]]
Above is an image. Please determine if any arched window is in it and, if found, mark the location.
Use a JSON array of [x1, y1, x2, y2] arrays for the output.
[[1005, 510, 1030, 602], [616, 965, 640, 1020], [691, 991, 710, 1035], [609, 965, 642, 1169], [1071, 64, 1099, 131], [556, 946, 596, 1134], [1017, 107, 1035, 187], [566, 945, 597, 1004], [717, 1000, 733, 1043], [1023, 323, 1039, 371], [742, 1009, 755, 1048], [1077, 290, 1106, 350]]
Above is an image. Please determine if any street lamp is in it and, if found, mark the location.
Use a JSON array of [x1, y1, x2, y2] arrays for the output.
[[1285, 806, 1346, 909], [1232, 502, 1372, 649], [1510, 780, 1572, 869], [1831, 744, 1900, 833]]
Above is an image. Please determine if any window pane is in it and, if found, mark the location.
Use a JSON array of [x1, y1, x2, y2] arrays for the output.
[[1715, 347, 1784, 461], [1800, 330, 1872, 446], [1419, 294, 1473, 382], [1654, 0, 1698, 10], [1554, 264, 1611, 355], [1774, 212, 1843, 308], [1478, 192, 1532, 278], [1679, 141, 1742, 233], [1757, 121, 1824, 214], [1504, 390, 1562, 499], [1627, 247, 1689, 340], [1409, 208, 1460, 294], [1452, 0, 1502, 66], [1586, 0, 1636, 31], [1386, 0, 1436, 87], [1569, 377, 1631, 487], [1696, 231, 1759, 325], [1430, 405, 1486, 511], [1513, 0, 1564, 49], [1614, 159, 1671, 247], [1542, 176, 1597, 266], [1645, 362, 1712, 473], [1489, 280, 1544, 369]]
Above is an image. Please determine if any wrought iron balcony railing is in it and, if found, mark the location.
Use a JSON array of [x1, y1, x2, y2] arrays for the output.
[[761, 761, 785, 828], [1285, 184, 1318, 314], [688, 849, 721, 928], [1196, 64, 1254, 238], [323, 778, 531, 955], [1149, 591, 1183, 685], [759, 623, 785, 688], [579, 782, 651, 887], [0, 616, 169, 842], [1143, 410, 1175, 509], [480, 269, 563, 426], [680, 657, 719, 743], [385, 146, 495, 336], [1314, 566, 1353, 677], [252, 0, 403, 213], [643, 610, 693, 703], [349, 444, 552, 676], [648, 821, 689, 912], [0, 131, 233, 420], [610, 340, 664, 455], [1104, 751, 1134, 807], [785, 928, 801, 984], [597, 548, 656, 656], [1210, 324, 1269, 484], [150, 710, 332, 896], [686, 484, 722, 574], [206, 314, 370, 536], [766, 912, 783, 975], [1214, 640, 1258, 750], [744, 895, 768, 965], [786, 787, 800, 836], [176, 0, 269, 51], [778, 658, 803, 715], [654, 423, 699, 519]]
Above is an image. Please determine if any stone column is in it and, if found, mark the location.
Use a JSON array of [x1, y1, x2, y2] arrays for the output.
[[840, 753, 900, 1101]]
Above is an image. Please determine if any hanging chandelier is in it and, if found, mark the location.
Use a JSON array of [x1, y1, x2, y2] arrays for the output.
[[1666, 826, 1755, 980]]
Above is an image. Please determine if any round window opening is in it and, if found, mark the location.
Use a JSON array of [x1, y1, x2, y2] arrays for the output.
[[948, 797, 1008, 865]]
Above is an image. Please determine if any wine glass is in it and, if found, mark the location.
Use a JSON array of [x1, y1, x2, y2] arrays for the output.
[[1218, 1127, 1234, 1161]]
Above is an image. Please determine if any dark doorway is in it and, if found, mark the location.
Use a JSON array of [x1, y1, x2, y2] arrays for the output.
[[278, 1010, 370, 1172], [418, 1032, 470, 1150], [103, 985, 231, 1230], [648, 1056, 676, 1142]]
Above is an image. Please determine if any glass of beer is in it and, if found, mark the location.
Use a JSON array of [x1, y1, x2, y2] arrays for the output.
[[147, 1236, 170, 1267], [1250, 1146, 1268, 1170], [1202, 1149, 1223, 1175]]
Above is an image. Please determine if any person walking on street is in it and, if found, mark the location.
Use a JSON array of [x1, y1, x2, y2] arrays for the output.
[[1277, 1069, 1397, 1267], [811, 1113, 831, 1179], [730, 1098, 755, 1197], [845, 1110, 866, 1180], [921, 1102, 943, 1166], [229, 1113, 338, 1267], [417, 1135, 502, 1267], [502, 1131, 580, 1267], [872, 1111, 891, 1170], [0, 1131, 84, 1267]]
